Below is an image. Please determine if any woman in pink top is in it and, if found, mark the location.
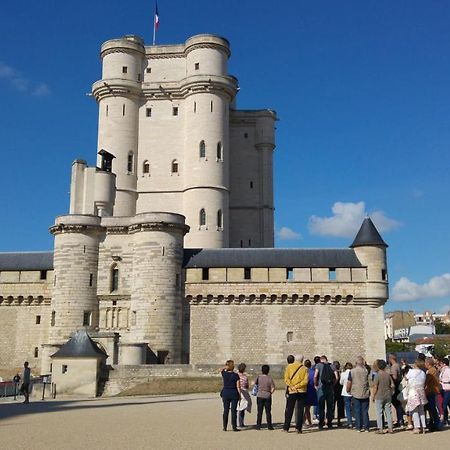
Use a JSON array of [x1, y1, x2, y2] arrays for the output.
[[237, 363, 252, 427]]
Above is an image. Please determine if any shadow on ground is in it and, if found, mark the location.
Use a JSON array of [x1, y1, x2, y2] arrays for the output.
[[0, 395, 215, 423]]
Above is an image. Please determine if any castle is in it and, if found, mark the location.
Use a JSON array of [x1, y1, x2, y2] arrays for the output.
[[0, 34, 388, 376]]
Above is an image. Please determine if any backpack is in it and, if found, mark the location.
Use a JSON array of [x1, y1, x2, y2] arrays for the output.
[[321, 363, 335, 385]]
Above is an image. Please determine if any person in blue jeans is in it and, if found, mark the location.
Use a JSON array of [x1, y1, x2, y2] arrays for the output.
[[340, 362, 353, 428], [220, 360, 241, 432], [347, 356, 370, 432]]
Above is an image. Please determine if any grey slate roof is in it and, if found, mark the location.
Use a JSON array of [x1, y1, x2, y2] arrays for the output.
[[51, 330, 108, 358], [350, 218, 388, 248], [0, 251, 53, 271], [183, 248, 364, 268]]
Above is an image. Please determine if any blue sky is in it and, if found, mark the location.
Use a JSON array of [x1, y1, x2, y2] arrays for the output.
[[0, 1, 449, 313]]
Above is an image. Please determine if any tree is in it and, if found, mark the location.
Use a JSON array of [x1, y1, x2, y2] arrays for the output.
[[434, 318, 450, 335], [385, 339, 406, 353], [432, 340, 450, 358]]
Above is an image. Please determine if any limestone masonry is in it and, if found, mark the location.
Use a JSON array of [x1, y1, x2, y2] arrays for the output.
[[0, 34, 388, 377]]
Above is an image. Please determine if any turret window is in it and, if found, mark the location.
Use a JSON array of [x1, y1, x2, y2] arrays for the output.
[[199, 140, 206, 158], [127, 152, 134, 174], [210, 101, 213, 112], [122, 66, 128, 74], [195, 62, 200, 70], [111, 265, 119, 292], [171, 160, 179, 174], [199, 208, 206, 227], [146, 108, 152, 117], [172, 106, 179, 116], [143, 160, 150, 175], [216, 142, 222, 161], [217, 209, 223, 229], [83, 311, 92, 326]]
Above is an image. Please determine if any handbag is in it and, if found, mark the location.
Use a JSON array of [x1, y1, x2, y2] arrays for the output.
[[251, 377, 259, 396]]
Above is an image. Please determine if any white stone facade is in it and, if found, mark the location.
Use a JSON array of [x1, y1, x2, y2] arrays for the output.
[[0, 34, 389, 376]]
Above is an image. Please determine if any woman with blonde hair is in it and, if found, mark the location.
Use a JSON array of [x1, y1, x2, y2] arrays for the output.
[[220, 360, 241, 431], [405, 359, 428, 434]]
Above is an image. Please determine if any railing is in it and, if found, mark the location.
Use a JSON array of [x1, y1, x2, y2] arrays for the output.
[[0, 381, 22, 399]]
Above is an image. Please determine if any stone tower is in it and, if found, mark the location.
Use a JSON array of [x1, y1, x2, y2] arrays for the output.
[[91, 34, 276, 249], [350, 217, 389, 306], [41, 215, 104, 372]]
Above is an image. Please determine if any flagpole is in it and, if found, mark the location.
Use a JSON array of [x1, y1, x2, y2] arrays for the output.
[[153, 19, 156, 46]]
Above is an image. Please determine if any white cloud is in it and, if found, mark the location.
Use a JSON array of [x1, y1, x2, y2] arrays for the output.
[[308, 201, 400, 238], [392, 273, 450, 302], [276, 226, 302, 241], [0, 61, 50, 96], [32, 83, 51, 97]]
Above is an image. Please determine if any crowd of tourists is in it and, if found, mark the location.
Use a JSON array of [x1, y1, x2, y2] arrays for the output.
[[219, 354, 450, 434]]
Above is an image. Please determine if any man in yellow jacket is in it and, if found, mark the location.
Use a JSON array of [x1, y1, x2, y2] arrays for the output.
[[282, 354, 309, 433]]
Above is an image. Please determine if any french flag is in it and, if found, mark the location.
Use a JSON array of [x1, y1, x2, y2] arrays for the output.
[[155, 2, 160, 30]]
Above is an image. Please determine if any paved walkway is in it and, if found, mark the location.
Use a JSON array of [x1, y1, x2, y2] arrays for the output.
[[0, 391, 447, 449]]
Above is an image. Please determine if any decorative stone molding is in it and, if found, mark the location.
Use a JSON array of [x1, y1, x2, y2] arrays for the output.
[[49, 224, 103, 236], [186, 293, 358, 306]]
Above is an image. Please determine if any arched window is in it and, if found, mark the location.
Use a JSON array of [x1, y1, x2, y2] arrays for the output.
[[127, 152, 134, 173], [199, 140, 206, 158], [111, 265, 119, 292], [171, 159, 179, 173], [216, 142, 222, 161], [217, 209, 223, 229], [143, 160, 150, 175], [199, 208, 206, 226]]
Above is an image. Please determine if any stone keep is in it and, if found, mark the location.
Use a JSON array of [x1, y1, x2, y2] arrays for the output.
[[89, 34, 276, 249], [0, 34, 389, 375]]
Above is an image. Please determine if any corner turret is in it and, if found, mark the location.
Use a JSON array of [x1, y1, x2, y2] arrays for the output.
[[350, 217, 389, 306]]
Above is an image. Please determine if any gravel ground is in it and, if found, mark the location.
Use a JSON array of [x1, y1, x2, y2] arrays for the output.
[[0, 391, 447, 450]]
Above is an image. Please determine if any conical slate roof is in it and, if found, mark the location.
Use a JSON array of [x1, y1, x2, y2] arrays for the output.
[[350, 217, 388, 248], [51, 330, 108, 359]]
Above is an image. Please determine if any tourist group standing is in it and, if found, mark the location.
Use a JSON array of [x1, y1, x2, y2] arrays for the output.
[[220, 353, 450, 434]]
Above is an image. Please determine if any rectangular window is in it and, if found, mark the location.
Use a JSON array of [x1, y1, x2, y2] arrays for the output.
[[172, 106, 179, 116], [40, 270, 47, 280], [250, 181, 254, 189], [286, 331, 293, 342], [240, 240, 243, 248], [51, 311, 56, 326], [287, 268, 293, 280], [131, 311, 137, 326], [195, 62, 200, 70], [244, 133, 248, 138], [202, 268, 209, 281], [329, 268, 336, 281], [111, 267, 119, 291], [137, 73, 141, 81], [122, 104, 126, 116], [146, 67, 151, 73], [62, 364, 68, 374], [89, 273, 93, 287], [194, 101, 196, 113], [248, 239, 251, 247], [146, 108, 152, 117], [382, 269, 387, 281], [244, 267, 251, 280], [112, 300, 117, 306], [36, 315, 41, 325], [210, 101, 213, 112], [106, 104, 109, 116], [34, 347, 39, 358], [175, 273, 180, 287], [122, 66, 128, 74], [83, 311, 92, 326]]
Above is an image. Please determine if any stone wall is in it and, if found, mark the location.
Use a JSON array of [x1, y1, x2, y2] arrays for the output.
[[189, 303, 385, 366], [0, 303, 51, 372]]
